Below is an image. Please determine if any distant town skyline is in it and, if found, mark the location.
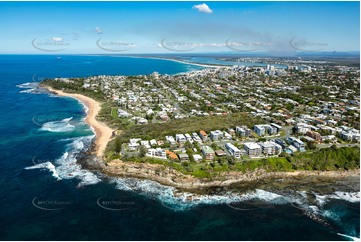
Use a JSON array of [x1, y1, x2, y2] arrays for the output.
[[0, 1, 359, 54]]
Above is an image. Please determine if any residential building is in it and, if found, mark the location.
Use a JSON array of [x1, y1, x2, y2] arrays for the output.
[[199, 130, 208, 141], [288, 137, 305, 151], [184, 133, 194, 143], [192, 133, 202, 143], [244, 142, 262, 157], [175, 134, 187, 144], [306, 131, 322, 143], [225, 143, 241, 158], [165, 136, 176, 145], [201, 146, 215, 160], [146, 148, 167, 159], [193, 154, 203, 162], [254, 124, 277, 136], [215, 150, 226, 157], [178, 153, 190, 162], [210, 130, 223, 141]]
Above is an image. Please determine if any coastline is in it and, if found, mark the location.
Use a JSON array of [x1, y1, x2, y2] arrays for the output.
[[45, 86, 114, 158], [102, 159, 360, 193], [41, 85, 359, 194]]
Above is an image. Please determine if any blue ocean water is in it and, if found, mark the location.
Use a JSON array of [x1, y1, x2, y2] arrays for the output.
[[0, 55, 359, 240]]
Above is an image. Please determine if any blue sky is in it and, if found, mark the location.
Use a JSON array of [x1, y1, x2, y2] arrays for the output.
[[0, 1, 359, 54]]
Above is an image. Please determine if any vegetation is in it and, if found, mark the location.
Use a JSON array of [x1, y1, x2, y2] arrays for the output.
[[289, 146, 360, 171], [112, 146, 359, 179], [113, 112, 262, 145], [41, 78, 106, 101]]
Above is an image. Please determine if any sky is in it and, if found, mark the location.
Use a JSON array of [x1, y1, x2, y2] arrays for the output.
[[0, 1, 359, 54]]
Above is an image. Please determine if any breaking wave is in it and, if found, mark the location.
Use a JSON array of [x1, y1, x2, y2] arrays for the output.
[[39, 117, 75, 132], [17, 82, 43, 94], [25, 161, 60, 180], [25, 135, 101, 187]]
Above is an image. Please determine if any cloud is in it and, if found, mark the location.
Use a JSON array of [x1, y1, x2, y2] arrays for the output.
[[51, 37, 63, 42], [95, 27, 103, 34], [192, 3, 213, 14]]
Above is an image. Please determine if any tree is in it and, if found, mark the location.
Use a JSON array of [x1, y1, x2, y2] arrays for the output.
[[307, 141, 317, 150], [114, 137, 122, 153], [139, 146, 147, 158], [184, 141, 193, 149]]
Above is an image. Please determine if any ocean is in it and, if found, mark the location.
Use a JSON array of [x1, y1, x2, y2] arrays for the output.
[[0, 54, 359, 240]]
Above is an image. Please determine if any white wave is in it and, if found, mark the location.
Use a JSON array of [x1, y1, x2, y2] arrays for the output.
[[54, 135, 100, 187], [20, 88, 36, 93], [25, 161, 60, 180], [331, 191, 360, 203], [39, 117, 75, 132], [322, 209, 341, 223], [112, 177, 294, 211], [24, 135, 100, 187], [16, 82, 38, 88], [315, 191, 360, 206], [239, 189, 289, 204], [337, 233, 361, 241]]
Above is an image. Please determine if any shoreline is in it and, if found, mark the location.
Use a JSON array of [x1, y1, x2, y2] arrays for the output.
[[41, 85, 359, 194], [101, 159, 360, 193], [45, 86, 114, 158]]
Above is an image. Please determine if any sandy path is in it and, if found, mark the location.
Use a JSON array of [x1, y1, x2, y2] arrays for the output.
[[47, 87, 113, 157]]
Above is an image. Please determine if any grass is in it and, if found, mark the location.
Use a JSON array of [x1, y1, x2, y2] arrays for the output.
[[116, 112, 263, 144]]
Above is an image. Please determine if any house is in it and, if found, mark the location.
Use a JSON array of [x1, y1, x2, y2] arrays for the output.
[[236, 126, 251, 137], [199, 130, 208, 141], [215, 150, 226, 157], [295, 123, 312, 134], [140, 140, 150, 149], [166, 150, 178, 160], [225, 143, 241, 158], [150, 139, 157, 147], [287, 137, 305, 151], [227, 128, 235, 136], [138, 118, 148, 124], [254, 124, 277, 136], [210, 130, 223, 141], [201, 146, 215, 160], [244, 142, 262, 157], [192, 133, 202, 143], [184, 133, 194, 143], [157, 140, 164, 146], [175, 134, 187, 144], [128, 138, 141, 151], [223, 132, 232, 140], [146, 148, 167, 159], [193, 154, 203, 162], [165, 136, 176, 145], [274, 138, 287, 149], [306, 131, 322, 143], [118, 109, 132, 118], [259, 142, 281, 156], [270, 123, 282, 133], [178, 153, 190, 162]]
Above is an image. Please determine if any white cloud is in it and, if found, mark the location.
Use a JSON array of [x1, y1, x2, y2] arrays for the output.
[[192, 3, 213, 14], [51, 37, 63, 42], [95, 27, 103, 34]]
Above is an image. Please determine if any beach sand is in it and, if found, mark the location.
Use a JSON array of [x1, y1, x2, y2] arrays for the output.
[[47, 87, 113, 158]]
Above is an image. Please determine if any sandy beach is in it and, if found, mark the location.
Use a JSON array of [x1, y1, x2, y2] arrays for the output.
[[46, 87, 113, 158]]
